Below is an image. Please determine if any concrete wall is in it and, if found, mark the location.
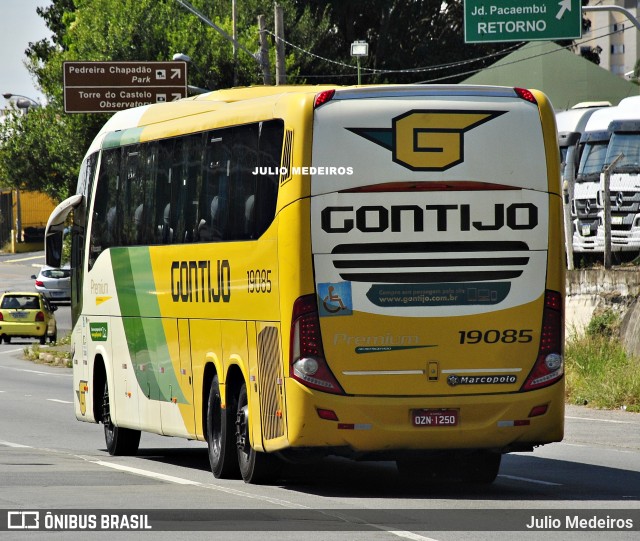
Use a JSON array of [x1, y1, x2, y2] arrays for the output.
[[566, 268, 640, 357]]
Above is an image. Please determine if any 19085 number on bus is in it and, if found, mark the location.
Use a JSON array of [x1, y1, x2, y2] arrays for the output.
[[458, 329, 533, 344], [247, 269, 272, 293]]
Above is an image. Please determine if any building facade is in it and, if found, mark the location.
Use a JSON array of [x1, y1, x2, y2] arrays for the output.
[[580, 0, 640, 79]]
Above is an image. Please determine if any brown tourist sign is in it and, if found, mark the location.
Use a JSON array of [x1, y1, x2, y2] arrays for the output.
[[63, 61, 187, 113]]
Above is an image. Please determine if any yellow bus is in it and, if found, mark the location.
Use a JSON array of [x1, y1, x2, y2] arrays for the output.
[[45, 84, 564, 484]]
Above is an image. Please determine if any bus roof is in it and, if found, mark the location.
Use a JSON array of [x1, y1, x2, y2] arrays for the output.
[[582, 106, 620, 133], [555, 106, 607, 134], [610, 96, 640, 121], [87, 84, 544, 156]]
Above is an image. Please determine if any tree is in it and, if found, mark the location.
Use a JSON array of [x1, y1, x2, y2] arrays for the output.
[[0, 0, 516, 201], [300, 0, 514, 84]]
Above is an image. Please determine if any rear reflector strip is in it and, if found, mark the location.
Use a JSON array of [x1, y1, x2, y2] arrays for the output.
[[337, 423, 372, 430]]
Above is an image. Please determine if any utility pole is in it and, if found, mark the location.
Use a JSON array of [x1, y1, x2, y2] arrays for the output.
[[274, 4, 286, 85], [602, 153, 624, 270], [258, 15, 272, 85], [232, 0, 238, 86]]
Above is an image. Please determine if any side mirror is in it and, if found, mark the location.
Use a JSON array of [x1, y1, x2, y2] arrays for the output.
[[45, 230, 63, 268], [31, 275, 36, 279]]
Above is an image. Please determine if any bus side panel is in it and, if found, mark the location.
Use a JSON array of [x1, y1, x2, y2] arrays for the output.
[[220, 320, 253, 444], [253, 321, 288, 452], [189, 318, 223, 441], [547, 193, 566, 294]]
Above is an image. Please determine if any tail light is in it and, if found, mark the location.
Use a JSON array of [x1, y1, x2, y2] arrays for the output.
[[515, 87, 537, 105], [521, 290, 564, 391], [314, 89, 335, 109], [35, 280, 44, 287], [35, 311, 45, 322], [0, 313, 3, 321], [290, 294, 344, 395]]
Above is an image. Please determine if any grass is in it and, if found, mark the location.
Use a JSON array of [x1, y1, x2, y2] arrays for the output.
[[565, 310, 640, 412], [22, 333, 72, 368]]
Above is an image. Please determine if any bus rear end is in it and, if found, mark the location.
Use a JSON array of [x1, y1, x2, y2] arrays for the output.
[[285, 86, 564, 480]]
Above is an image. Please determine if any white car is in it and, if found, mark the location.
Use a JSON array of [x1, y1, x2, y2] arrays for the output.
[[32, 265, 71, 302]]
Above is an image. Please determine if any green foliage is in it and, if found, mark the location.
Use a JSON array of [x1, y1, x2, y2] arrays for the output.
[[586, 309, 620, 338], [2, 0, 519, 200], [565, 314, 640, 412], [0, 106, 91, 201]]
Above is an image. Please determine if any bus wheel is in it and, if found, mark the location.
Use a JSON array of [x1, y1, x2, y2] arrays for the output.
[[102, 380, 140, 456], [206, 374, 240, 479], [235, 382, 281, 484], [459, 451, 501, 484], [395, 458, 447, 483]]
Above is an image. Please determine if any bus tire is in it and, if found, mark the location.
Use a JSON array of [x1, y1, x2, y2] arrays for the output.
[[206, 374, 240, 479], [102, 380, 140, 456], [235, 382, 281, 484], [459, 451, 501, 484]]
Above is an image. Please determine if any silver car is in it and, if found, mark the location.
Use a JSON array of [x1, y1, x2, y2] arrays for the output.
[[32, 265, 71, 302]]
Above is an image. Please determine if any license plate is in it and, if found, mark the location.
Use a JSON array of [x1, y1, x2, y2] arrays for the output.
[[581, 225, 591, 236], [51, 291, 63, 297], [411, 409, 459, 427], [11, 311, 28, 319]]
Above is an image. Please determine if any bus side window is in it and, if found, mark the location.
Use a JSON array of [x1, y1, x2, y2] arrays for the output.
[[89, 148, 120, 269], [229, 124, 258, 240], [254, 120, 284, 237], [202, 130, 230, 241], [156, 139, 175, 244]]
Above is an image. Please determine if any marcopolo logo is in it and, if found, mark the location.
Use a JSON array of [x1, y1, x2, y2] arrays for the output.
[[347, 109, 506, 171], [447, 374, 517, 387]]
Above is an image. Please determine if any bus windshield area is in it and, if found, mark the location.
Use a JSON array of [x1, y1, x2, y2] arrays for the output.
[[606, 132, 640, 173], [576, 141, 609, 182]]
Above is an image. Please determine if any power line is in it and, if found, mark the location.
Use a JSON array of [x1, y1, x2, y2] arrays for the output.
[[263, 29, 521, 76], [267, 20, 630, 82], [418, 25, 635, 83]]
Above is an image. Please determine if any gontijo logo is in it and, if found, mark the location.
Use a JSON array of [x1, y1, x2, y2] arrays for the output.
[[347, 110, 506, 171]]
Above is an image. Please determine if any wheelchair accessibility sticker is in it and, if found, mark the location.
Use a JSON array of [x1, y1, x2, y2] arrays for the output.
[[318, 282, 353, 317]]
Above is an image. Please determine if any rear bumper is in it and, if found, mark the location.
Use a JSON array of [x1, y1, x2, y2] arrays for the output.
[[0, 322, 47, 338], [280, 378, 564, 454]]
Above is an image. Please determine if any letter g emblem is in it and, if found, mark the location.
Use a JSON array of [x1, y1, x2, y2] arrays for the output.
[[393, 110, 504, 171]]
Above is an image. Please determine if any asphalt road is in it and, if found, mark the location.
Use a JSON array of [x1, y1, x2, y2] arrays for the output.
[[0, 250, 72, 339], [1, 251, 639, 540], [0, 346, 639, 540]]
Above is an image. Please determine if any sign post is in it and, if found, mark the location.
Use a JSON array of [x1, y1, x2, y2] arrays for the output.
[[464, 0, 582, 43], [63, 61, 187, 113]]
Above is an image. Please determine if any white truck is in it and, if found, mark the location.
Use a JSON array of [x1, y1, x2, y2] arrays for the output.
[[556, 104, 609, 180], [597, 96, 640, 254], [572, 106, 619, 254]]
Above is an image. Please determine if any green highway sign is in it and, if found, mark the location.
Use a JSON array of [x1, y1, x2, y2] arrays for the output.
[[464, 0, 583, 43]]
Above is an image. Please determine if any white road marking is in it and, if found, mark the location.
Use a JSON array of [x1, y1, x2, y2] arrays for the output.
[[566, 415, 635, 425], [85, 458, 440, 540], [381, 531, 439, 541], [0, 440, 32, 448], [85, 458, 311, 508], [3, 255, 44, 263], [46, 398, 73, 404], [498, 474, 562, 486], [0, 365, 72, 378]]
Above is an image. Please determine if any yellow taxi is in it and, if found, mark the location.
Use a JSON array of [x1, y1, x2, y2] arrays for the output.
[[0, 292, 57, 344]]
